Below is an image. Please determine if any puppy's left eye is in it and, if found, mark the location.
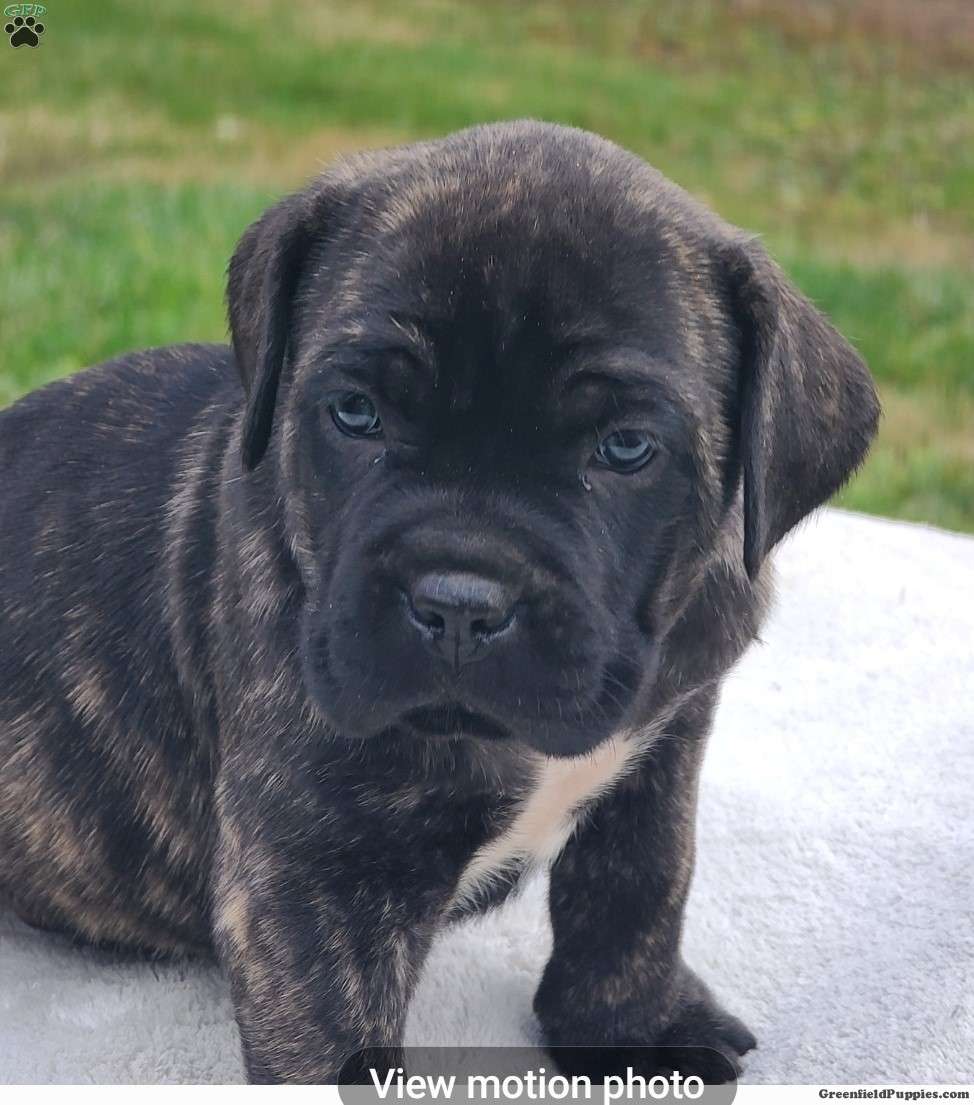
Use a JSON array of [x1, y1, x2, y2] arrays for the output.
[[594, 430, 655, 473], [330, 392, 383, 438]]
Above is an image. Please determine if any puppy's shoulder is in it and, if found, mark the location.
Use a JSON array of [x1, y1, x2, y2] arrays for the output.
[[3, 342, 235, 414], [0, 343, 239, 466]]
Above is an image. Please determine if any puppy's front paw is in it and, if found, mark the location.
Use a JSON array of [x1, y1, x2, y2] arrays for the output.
[[647, 994, 757, 1082], [538, 969, 756, 1085]]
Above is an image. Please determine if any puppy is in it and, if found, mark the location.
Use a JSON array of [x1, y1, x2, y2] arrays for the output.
[[0, 121, 878, 1084]]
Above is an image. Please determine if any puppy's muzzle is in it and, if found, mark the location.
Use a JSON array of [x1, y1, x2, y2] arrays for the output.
[[402, 571, 519, 672]]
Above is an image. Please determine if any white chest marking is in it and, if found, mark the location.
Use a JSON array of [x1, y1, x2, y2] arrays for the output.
[[450, 732, 650, 910]]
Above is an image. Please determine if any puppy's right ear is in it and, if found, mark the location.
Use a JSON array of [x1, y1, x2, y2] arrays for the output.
[[227, 189, 327, 470]]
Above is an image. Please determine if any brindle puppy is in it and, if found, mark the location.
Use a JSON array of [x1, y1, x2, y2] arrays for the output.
[[0, 121, 878, 1083]]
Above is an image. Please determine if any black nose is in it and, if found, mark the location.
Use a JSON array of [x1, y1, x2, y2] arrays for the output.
[[404, 571, 518, 670]]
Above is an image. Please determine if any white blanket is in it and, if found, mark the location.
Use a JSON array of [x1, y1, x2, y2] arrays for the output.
[[2, 509, 971, 1084]]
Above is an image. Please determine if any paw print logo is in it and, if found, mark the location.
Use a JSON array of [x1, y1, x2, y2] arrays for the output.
[[5, 13, 45, 47]]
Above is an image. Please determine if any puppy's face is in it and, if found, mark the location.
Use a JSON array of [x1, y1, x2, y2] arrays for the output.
[[228, 123, 878, 757], [292, 192, 724, 755]]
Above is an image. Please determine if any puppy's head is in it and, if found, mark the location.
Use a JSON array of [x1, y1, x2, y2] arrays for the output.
[[228, 121, 878, 757]]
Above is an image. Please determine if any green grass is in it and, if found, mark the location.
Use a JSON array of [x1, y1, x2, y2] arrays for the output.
[[1, 0, 972, 529], [0, 184, 270, 404]]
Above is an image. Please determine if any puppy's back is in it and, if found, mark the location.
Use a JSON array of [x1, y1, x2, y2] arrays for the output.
[[0, 343, 238, 953]]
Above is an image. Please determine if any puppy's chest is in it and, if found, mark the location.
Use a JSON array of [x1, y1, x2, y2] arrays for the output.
[[449, 734, 645, 912]]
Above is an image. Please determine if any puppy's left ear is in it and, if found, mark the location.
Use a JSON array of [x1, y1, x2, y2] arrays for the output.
[[722, 236, 880, 578], [227, 188, 329, 470]]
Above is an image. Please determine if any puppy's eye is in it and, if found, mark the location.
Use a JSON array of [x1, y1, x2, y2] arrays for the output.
[[330, 392, 382, 438], [594, 429, 655, 473]]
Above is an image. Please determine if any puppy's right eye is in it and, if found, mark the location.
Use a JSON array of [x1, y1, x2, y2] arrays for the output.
[[329, 392, 383, 438]]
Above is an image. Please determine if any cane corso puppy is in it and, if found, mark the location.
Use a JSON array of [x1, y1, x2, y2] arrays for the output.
[[0, 121, 878, 1083]]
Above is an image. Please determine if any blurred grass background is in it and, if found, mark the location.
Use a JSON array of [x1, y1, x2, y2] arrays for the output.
[[1, 0, 971, 529]]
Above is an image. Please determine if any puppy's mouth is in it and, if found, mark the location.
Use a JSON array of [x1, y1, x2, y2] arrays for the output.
[[400, 701, 510, 741]]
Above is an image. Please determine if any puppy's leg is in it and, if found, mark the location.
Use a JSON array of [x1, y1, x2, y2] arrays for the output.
[[534, 687, 755, 1083], [212, 814, 432, 1084]]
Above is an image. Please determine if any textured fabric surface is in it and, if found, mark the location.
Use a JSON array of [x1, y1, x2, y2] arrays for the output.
[[1, 509, 971, 1084]]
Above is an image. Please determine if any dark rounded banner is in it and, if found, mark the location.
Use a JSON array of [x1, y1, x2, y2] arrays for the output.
[[338, 1047, 738, 1104]]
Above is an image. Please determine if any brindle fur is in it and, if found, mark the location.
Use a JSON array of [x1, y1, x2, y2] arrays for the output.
[[0, 122, 878, 1083]]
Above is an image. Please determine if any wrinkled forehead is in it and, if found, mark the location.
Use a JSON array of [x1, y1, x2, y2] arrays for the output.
[[298, 150, 732, 416]]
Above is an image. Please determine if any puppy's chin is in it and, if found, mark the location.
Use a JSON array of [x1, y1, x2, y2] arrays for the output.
[[384, 707, 630, 759], [301, 619, 655, 758], [308, 681, 643, 759], [395, 702, 512, 742]]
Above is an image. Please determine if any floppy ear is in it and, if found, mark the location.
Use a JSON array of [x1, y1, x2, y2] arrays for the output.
[[227, 189, 326, 470], [723, 237, 880, 578]]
